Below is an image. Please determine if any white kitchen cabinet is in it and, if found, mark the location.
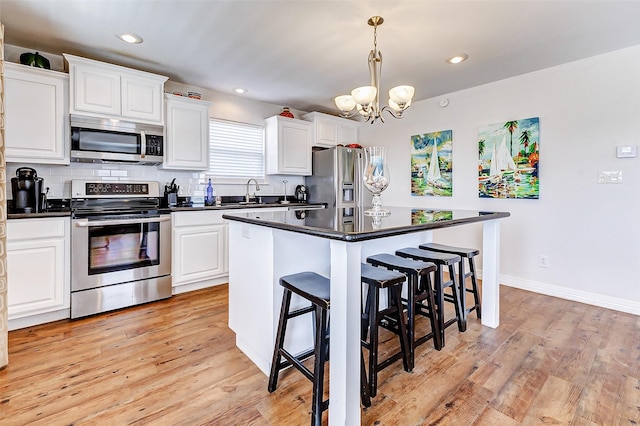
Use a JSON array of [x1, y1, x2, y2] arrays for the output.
[[302, 111, 360, 148], [7, 217, 70, 330], [171, 207, 289, 293], [172, 211, 227, 291], [4, 63, 70, 164], [163, 94, 212, 170], [64, 53, 168, 124], [266, 115, 313, 175]]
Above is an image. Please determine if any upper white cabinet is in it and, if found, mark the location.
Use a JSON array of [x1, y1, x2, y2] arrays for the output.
[[163, 94, 212, 170], [302, 111, 359, 148], [4, 63, 70, 164], [64, 53, 168, 124], [265, 115, 312, 175]]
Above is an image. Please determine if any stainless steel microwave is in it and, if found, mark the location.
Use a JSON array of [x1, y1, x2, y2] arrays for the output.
[[70, 115, 164, 165]]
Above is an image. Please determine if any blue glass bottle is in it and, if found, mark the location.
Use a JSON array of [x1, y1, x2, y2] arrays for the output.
[[205, 179, 214, 206]]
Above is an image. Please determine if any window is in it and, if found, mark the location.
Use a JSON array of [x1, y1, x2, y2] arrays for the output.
[[208, 119, 265, 181]]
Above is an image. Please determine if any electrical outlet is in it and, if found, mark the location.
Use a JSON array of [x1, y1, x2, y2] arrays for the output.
[[538, 255, 550, 268]]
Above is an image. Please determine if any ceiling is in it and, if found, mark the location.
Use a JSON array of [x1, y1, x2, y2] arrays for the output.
[[2, 0, 640, 115]]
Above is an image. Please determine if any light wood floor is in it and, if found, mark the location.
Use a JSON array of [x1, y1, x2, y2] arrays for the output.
[[2, 284, 639, 425]]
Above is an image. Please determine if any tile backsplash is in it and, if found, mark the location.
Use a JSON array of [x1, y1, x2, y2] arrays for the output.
[[6, 162, 303, 200]]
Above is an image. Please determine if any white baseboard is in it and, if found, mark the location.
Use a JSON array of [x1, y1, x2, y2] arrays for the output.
[[172, 276, 228, 295], [8, 309, 70, 331], [480, 270, 640, 316]]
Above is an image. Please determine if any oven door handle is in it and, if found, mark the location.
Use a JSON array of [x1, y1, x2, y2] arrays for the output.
[[73, 216, 171, 227]]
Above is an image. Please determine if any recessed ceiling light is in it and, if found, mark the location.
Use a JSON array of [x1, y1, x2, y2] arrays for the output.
[[447, 54, 469, 64], [233, 88, 248, 94], [117, 33, 143, 44]]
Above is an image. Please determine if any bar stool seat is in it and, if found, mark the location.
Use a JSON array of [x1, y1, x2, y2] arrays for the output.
[[396, 247, 466, 348], [366, 253, 440, 370], [361, 263, 410, 397], [419, 242, 481, 320], [267, 271, 370, 426]]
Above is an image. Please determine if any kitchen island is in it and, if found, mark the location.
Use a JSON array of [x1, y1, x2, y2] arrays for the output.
[[223, 206, 510, 426]]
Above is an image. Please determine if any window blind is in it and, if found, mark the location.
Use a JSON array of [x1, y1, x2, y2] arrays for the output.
[[209, 119, 265, 180]]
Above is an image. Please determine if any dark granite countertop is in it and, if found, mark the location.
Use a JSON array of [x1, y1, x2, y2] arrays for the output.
[[7, 202, 324, 219], [223, 207, 510, 242], [7, 210, 72, 220], [169, 202, 324, 212]]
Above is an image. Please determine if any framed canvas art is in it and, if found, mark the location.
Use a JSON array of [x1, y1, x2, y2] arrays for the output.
[[478, 117, 540, 199], [411, 130, 453, 197]]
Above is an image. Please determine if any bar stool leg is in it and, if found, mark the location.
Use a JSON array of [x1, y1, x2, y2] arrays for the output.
[[468, 257, 482, 319], [311, 305, 328, 426], [390, 285, 411, 373], [268, 288, 292, 393], [406, 274, 417, 370], [448, 264, 466, 332], [418, 271, 442, 351], [368, 280, 381, 396], [457, 259, 467, 321]]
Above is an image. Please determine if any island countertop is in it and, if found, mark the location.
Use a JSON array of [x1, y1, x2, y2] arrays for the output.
[[223, 206, 510, 242]]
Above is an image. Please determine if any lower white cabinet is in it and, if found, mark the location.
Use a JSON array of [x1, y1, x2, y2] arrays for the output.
[[171, 207, 289, 293], [172, 211, 228, 291], [7, 217, 70, 330]]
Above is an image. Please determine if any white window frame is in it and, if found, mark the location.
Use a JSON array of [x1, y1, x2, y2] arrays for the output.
[[207, 118, 265, 184]]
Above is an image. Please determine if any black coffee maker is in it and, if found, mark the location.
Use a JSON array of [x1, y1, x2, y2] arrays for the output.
[[11, 167, 44, 213], [295, 185, 308, 203]]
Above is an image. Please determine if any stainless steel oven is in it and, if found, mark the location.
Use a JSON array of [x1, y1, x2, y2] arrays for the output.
[[71, 180, 171, 318]]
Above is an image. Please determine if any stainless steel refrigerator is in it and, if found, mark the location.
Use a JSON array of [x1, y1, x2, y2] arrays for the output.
[[305, 146, 373, 231]]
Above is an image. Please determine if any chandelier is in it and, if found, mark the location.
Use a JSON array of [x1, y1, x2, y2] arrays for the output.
[[334, 16, 415, 123]]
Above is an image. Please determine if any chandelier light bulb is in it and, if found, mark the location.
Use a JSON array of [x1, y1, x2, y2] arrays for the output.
[[334, 95, 357, 113], [351, 86, 377, 106], [389, 85, 415, 104]]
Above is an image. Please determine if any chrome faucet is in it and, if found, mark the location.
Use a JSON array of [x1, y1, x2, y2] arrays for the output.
[[245, 178, 261, 202]]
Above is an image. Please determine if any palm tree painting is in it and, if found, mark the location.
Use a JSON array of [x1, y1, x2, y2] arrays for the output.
[[478, 117, 540, 199], [411, 130, 453, 197]]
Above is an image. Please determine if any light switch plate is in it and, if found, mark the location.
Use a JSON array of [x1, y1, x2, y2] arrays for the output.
[[616, 145, 637, 158], [598, 170, 623, 184]]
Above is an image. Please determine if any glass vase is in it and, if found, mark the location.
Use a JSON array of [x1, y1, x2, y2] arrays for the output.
[[362, 146, 390, 216]]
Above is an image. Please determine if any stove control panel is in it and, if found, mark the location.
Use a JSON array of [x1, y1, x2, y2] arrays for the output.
[[71, 180, 160, 198], [85, 182, 149, 196]]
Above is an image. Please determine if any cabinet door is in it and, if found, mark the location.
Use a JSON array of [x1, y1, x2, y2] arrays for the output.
[[71, 63, 122, 116], [122, 75, 164, 123], [163, 95, 211, 170], [338, 124, 358, 145], [7, 218, 69, 320], [4, 64, 70, 164], [172, 224, 226, 287], [280, 122, 312, 173], [266, 116, 312, 175], [315, 118, 338, 147]]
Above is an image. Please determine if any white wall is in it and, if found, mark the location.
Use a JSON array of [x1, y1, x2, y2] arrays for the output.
[[360, 45, 640, 315], [5, 44, 306, 201]]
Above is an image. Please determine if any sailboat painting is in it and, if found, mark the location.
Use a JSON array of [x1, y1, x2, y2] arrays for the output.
[[478, 117, 540, 199], [411, 130, 453, 197]]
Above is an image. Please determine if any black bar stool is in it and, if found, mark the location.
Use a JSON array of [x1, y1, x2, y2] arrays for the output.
[[361, 263, 410, 397], [419, 242, 481, 320], [366, 253, 441, 371], [267, 271, 370, 426], [396, 247, 466, 348]]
